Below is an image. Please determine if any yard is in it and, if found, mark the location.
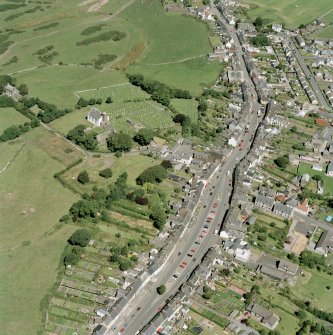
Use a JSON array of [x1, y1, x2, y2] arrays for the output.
[[298, 162, 333, 195], [293, 270, 333, 313]]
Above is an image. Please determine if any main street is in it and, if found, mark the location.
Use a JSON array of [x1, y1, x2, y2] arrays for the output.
[[105, 4, 260, 334]]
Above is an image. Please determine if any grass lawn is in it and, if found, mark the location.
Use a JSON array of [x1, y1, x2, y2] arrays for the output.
[[187, 310, 227, 335], [298, 162, 333, 195], [171, 98, 199, 123], [241, 0, 333, 28], [0, 107, 30, 133], [293, 270, 333, 313], [0, 139, 25, 171]]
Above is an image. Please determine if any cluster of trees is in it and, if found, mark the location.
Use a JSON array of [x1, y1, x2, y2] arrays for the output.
[[299, 250, 326, 270], [36, 98, 72, 123], [67, 124, 98, 150], [107, 133, 132, 153], [76, 97, 104, 108], [202, 88, 230, 99], [250, 35, 270, 47], [128, 74, 191, 106], [173, 113, 196, 137], [294, 300, 333, 324], [0, 121, 38, 142], [63, 228, 91, 266], [110, 245, 136, 271], [133, 128, 154, 146], [136, 165, 168, 185]]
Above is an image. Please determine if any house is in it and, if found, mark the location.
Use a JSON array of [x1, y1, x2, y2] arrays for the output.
[[96, 308, 108, 318], [198, 7, 214, 21], [277, 259, 299, 275], [255, 194, 275, 210], [228, 136, 238, 147], [273, 202, 294, 218], [295, 198, 310, 215], [295, 35, 305, 47], [272, 23, 282, 33], [315, 230, 333, 254], [327, 161, 333, 176], [87, 108, 110, 127], [247, 304, 280, 330], [4, 83, 21, 101]]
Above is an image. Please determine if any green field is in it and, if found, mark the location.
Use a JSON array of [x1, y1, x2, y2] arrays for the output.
[[0, 108, 29, 133], [293, 270, 333, 313], [171, 98, 199, 123], [241, 0, 333, 28], [298, 162, 333, 195], [0, 128, 80, 335]]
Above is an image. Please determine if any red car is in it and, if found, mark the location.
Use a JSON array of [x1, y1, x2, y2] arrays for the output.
[[190, 249, 196, 253]]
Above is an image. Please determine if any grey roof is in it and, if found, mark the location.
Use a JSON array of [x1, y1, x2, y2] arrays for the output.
[[88, 108, 102, 120], [273, 202, 293, 216], [316, 230, 333, 250], [277, 260, 299, 274], [255, 194, 275, 208], [327, 161, 333, 173]]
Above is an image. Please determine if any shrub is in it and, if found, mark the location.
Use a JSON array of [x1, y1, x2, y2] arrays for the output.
[[99, 168, 112, 178], [68, 229, 91, 247]]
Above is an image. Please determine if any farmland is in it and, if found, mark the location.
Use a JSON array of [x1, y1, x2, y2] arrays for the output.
[[241, 0, 333, 28]]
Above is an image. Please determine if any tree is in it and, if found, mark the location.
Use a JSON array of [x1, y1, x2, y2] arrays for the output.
[[106, 96, 113, 104], [173, 113, 186, 124], [150, 206, 166, 230], [68, 229, 91, 247], [254, 16, 263, 27], [295, 309, 307, 321], [18, 84, 28, 96], [312, 174, 323, 182], [77, 170, 89, 184], [96, 98, 102, 105], [67, 124, 97, 150], [133, 128, 154, 146], [99, 168, 112, 178], [115, 172, 128, 187], [0, 125, 21, 141], [107, 133, 132, 152], [76, 97, 88, 108], [157, 284, 166, 295], [64, 252, 80, 266], [88, 98, 96, 105], [250, 35, 270, 47], [274, 155, 289, 169], [198, 100, 208, 113], [136, 165, 168, 185], [161, 160, 173, 169]]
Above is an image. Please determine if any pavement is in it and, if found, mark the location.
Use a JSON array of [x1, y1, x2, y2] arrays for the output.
[[104, 4, 261, 334]]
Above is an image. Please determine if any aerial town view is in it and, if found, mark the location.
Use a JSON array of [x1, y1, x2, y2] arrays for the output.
[[1, 0, 333, 335]]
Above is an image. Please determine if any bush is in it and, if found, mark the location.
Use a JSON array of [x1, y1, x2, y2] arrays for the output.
[[99, 168, 112, 178], [64, 252, 80, 266], [274, 155, 289, 169], [133, 128, 154, 146], [157, 284, 166, 295], [107, 133, 132, 152], [68, 229, 91, 247], [77, 170, 89, 184]]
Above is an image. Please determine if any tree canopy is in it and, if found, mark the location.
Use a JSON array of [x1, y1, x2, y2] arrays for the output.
[[136, 165, 168, 185], [274, 155, 289, 169], [77, 170, 89, 184], [157, 284, 166, 295], [67, 124, 98, 150], [99, 168, 112, 178], [68, 229, 91, 247], [133, 128, 154, 146], [107, 133, 132, 152]]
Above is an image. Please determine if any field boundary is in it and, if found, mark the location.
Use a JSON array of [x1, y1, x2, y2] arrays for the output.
[[0, 142, 25, 175]]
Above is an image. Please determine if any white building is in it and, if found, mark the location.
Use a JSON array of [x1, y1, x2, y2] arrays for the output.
[[272, 24, 282, 33], [87, 108, 110, 127]]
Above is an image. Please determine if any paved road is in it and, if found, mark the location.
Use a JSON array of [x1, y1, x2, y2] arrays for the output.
[[103, 5, 260, 334], [288, 37, 331, 110]]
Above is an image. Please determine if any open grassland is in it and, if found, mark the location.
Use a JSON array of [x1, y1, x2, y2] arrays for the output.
[[14, 66, 127, 108], [293, 270, 333, 313], [241, 0, 333, 28], [0, 107, 29, 133], [128, 57, 222, 96], [0, 127, 80, 335], [0, 224, 75, 335]]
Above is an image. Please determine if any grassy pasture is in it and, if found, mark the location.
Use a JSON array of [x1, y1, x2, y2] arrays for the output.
[[0, 107, 29, 133], [0, 127, 80, 335], [14, 66, 128, 108], [241, 0, 333, 28]]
